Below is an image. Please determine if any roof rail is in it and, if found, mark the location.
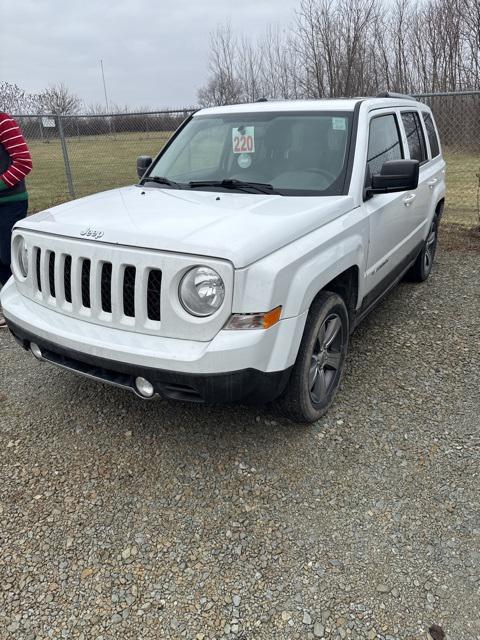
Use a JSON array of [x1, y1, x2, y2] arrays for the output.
[[376, 91, 416, 101]]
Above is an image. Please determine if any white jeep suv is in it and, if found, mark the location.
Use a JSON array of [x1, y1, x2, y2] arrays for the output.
[[1, 93, 445, 422]]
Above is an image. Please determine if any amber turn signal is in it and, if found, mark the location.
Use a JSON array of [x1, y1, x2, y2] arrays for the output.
[[224, 306, 282, 330]]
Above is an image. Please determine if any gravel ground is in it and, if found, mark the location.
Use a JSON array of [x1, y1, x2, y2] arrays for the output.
[[0, 247, 479, 640]]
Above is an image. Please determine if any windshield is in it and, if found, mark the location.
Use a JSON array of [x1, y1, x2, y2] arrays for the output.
[[148, 111, 354, 196]]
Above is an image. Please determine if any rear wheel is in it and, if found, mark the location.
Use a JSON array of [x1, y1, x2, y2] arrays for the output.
[[280, 292, 349, 423], [407, 215, 439, 282]]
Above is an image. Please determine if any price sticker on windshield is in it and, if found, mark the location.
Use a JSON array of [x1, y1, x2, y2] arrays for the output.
[[232, 126, 255, 153]]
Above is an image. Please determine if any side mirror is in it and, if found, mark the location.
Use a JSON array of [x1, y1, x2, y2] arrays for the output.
[[137, 155, 152, 180], [368, 159, 419, 195]]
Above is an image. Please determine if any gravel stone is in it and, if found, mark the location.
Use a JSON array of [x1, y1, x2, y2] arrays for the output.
[[303, 611, 312, 625], [0, 247, 478, 639], [7, 622, 20, 633], [376, 584, 390, 594]]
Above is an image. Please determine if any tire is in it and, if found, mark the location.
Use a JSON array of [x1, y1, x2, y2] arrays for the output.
[[406, 215, 439, 282], [280, 291, 349, 423]]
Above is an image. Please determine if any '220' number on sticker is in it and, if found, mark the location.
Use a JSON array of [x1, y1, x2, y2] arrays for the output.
[[233, 135, 254, 153]]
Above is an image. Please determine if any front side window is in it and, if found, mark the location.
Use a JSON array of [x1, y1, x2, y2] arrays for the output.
[[149, 111, 354, 196], [401, 112, 427, 163], [367, 114, 403, 176], [422, 113, 440, 158]]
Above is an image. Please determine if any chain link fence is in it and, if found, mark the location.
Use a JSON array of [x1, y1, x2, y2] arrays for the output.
[[413, 91, 480, 227], [14, 92, 480, 226], [15, 109, 195, 213]]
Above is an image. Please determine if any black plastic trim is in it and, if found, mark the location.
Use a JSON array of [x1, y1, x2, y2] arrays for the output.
[[343, 99, 363, 194], [353, 241, 423, 328]]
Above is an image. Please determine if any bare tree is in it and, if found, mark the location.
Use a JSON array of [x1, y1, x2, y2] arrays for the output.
[[0, 82, 39, 114], [37, 82, 82, 115], [237, 36, 263, 102], [197, 24, 243, 106], [462, 0, 480, 86], [258, 27, 301, 99], [197, 0, 480, 107]]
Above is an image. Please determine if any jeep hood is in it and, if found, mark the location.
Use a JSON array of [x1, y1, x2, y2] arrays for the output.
[[19, 186, 355, 268]]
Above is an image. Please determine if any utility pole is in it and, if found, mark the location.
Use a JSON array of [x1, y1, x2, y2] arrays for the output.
[[100, 59, 109, 113]]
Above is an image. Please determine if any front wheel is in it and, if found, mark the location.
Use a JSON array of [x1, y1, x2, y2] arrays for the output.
[[280, 292, 349, 423]]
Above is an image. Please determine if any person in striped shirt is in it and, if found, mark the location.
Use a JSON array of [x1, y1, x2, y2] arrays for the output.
[[0, 112, 32, 327]]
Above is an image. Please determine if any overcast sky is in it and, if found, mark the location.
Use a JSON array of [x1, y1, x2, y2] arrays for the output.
[[0, 0, 297, 110]]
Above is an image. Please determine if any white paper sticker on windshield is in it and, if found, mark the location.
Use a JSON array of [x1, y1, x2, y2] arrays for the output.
[[332, 117, 346, 131], [232, 126, 255, 153]]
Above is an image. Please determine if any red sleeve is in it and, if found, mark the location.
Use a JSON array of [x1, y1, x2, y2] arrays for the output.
[[0, 113, 33, 189]]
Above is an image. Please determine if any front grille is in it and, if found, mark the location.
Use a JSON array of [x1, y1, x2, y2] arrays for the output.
[[32, 249, 162, 327]]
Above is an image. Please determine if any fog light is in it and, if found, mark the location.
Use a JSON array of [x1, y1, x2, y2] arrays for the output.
[[30, 342, 42, 360], [135, 376, 154, 398]]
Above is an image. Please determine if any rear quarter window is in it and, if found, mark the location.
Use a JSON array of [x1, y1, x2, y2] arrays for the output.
[[422, 112, 441, 158]]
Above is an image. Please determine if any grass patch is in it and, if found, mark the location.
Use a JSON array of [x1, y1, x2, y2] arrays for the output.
[[440, 223, 480, 252], [24, 134, 480, 228], [26, 131, 171, 212], [442, 149, 480, 227]]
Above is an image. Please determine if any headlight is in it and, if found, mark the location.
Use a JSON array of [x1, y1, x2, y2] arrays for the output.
[[179, 266, 225, 317], [16, 236, 29, 278]]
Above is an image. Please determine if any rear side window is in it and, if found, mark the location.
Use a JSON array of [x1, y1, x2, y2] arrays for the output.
[[401, 112, 427, 163], [422, 113, 440, 158], [367, 114, 403, 175]]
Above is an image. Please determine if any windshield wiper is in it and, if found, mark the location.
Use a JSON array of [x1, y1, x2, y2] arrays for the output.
[[188, 179, 280, 195], [141, 175, 182, 189]]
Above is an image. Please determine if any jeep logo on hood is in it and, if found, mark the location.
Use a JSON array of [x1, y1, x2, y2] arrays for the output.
[[80, 227, 104, 239]]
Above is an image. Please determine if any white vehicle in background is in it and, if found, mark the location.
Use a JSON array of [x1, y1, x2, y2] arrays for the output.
[[1, 92, 445, 422]]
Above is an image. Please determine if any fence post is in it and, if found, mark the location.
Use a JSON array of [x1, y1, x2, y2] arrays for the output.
[[38, 116, 44, 143], [57, 113, 76, 199]]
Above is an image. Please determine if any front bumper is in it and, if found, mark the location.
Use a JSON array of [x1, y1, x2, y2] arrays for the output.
[[8, 321, 292, 403], [2, 279, 305, 403]]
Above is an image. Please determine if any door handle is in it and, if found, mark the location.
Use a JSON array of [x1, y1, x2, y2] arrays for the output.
[[403, 194, 416, 207], [427, 178, 438, 188]]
